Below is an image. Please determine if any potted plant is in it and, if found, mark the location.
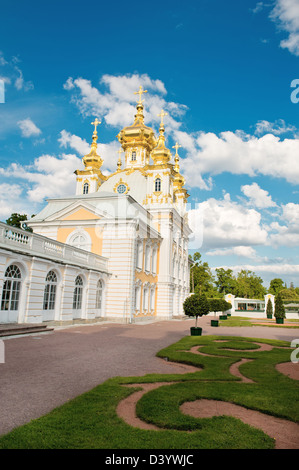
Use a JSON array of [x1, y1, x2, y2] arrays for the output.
[[219, 299, 232, 320], [209, 298, 219, 327], [274, 293, 286, 324], [266, 298, 273, 319], [183, 293, 210, 335]]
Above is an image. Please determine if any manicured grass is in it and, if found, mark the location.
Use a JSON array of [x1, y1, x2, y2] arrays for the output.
[[218, 316, 253, 327], [0, 336, 297, 449], [218, 316, 299, 328]]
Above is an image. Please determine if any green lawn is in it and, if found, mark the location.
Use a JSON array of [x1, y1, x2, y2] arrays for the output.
[[217, 316, 299, 328], [0, 335, 297, 449]]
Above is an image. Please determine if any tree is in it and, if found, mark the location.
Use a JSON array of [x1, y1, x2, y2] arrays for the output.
[[189, 252, 216, 296], [183, 293, 210, 327], [274, 293, 286, 319], [215, 268, 237, 294], [235, 270, 266, 299], [6, 213, 33, 233], [266, 299, 273, 317], [278, 288, 299, 300], [269, 278, 284, 296], [209, 298, 232, 313]]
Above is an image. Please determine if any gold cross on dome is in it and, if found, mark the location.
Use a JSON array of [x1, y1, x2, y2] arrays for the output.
[[91, 118, 101, 133], [172, 142, 182, 154], [134, 86, 148, 104], [158, 109, 168, 126]]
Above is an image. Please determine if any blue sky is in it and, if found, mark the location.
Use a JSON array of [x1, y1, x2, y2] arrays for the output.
[[0, 0, 299, 287]]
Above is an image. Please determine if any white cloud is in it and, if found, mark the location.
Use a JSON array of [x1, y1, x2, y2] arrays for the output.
[[206, 246, 258, 259], [270, 202, 299, 247], [188, 196, 268, 250], [0, 184, 24, 219], [58, 130, 120, 173], [63, 73, 187, 131], [0, 154, 81, 203], [58, 130, 90, 155], [179, 130, 299, 186], [254, 119, 297, 136], [270, 0, 299, 55], [18, 118, 41, 138], [241, 182, 277, 209]]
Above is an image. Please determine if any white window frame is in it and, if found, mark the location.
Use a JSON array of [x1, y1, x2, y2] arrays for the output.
[[73, 275, 83, 310], [154, 178, 161, 192], [1, 265, 22, 312], [43, 270, 57, 311]]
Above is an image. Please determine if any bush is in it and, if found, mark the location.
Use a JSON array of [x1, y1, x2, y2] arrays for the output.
[[266, 299, 273, 316], [183, 294, 210, 327], [274, 293, 286, 319]]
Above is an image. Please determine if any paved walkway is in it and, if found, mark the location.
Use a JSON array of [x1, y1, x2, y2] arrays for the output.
[[0, 317, 298, 436]]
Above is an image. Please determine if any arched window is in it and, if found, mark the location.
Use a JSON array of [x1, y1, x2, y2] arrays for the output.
[[134, 284, 141, 312], [145, 244, 151, 272], [43, 271, 57, 310], [154, 178, 161, 192], [131, 151, 137, 161], [83, 182, 89, 194], [1, 265, 22, 311], [136, 241, 143, 270], [143, 286, 149, 312], [73, 275, 83, 310], [68, 231, 91, 252], [96, 280, 103, 310], [151, 247, 157, 275], [150, 287, 156, 312]]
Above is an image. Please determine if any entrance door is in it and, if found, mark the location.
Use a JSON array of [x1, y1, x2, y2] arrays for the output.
[[1, 265, 22, 323]]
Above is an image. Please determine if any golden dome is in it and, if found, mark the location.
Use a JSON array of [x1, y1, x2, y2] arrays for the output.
[[82, 118, 104, 170], [117, 86, 156, 153]]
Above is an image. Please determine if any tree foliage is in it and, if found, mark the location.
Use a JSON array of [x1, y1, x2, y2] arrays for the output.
[[183, 293, 210, 327], [209, 298, 232, 313], [266, 299, 273, 316], [269, 278, 284, 296], [274, 293, 286, 319], [6, 213, 33, 233]]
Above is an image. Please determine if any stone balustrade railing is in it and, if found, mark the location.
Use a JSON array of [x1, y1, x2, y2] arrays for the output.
[[0, 222, 108, 273]]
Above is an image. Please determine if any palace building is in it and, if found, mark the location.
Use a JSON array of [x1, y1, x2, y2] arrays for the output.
[[0, 87, 192, 324]]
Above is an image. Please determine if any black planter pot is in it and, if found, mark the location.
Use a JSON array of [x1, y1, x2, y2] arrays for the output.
[[190, 327, 202, 336], [219, 315, 227, 320], [275, 318, 284, 324], [267, 314, 272, 319], [211, 319, 219, 327]]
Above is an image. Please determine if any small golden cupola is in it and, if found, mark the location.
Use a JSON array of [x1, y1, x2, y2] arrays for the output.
[[75, 118, 107, 195], [150, 110, 172, 166], [172, 142, 189, 205], [117, 86, 156, 169]]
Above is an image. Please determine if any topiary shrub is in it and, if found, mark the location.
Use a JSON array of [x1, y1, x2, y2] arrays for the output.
[[183, 293, 210, 327], [274, 293, 286, 320], [266, 299, 273, 318]]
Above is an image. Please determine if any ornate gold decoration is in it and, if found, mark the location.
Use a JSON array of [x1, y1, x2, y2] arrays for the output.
[[150, 109, 172, 166], [157, 109, 168, 126], [113, 178, 130, 195], [134, 85, 148, 104], [75, 118, 107, 186], [117, 149, 123, 171], [173, 142, 182, 173], [116, 87, 156, 167]]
